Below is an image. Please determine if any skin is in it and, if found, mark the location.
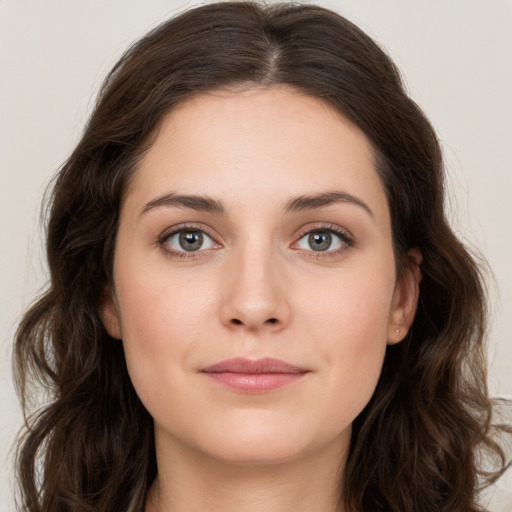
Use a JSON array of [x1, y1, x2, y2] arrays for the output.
[[101, 85, 420, 512]]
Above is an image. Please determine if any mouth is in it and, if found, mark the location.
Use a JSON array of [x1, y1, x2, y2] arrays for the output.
[[201, 357, 309, 393]]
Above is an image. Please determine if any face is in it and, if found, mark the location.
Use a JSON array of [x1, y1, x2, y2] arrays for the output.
[[102, 86, 419, 468]]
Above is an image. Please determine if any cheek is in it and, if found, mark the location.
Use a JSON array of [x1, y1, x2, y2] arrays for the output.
[[302, 266, 394, 346], [113, 268, 215, 402], [299, 269, 394, 411]]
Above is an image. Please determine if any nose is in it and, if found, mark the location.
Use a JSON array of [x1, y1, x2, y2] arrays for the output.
[[219, 242, 291, 333]]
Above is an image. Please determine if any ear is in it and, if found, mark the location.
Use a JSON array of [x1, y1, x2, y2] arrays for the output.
[[387, 248, 422, 345], [99, 286, 122, 340]]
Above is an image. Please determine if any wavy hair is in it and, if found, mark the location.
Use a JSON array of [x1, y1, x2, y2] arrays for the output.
[[14, 2, 510, 511]]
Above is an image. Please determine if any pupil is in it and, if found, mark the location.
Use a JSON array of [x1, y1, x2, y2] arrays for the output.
[[179, 231, 203, 251], [309, 232, 331, 251]]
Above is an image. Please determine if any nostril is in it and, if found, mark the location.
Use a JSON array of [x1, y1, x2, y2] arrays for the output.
[[229, 318, 278, 326]]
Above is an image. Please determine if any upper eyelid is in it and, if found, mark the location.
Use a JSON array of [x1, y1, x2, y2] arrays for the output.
[[294, 222, 353, 240], [159, 223, 218, 241]]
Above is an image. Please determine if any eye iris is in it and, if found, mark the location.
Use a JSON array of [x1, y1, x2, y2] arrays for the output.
[[179, 231, 203, 251], [309, 232, 332, 251]]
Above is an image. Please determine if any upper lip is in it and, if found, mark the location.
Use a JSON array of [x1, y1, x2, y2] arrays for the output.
[[202, 357, 308, 374]]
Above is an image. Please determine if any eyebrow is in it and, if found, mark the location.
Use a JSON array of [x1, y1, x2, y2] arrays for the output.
[[140, 190, 373, 217], [140, 193, 225, 215], [283, 191, 374, 217]]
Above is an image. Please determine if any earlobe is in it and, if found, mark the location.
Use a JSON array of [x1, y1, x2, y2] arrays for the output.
[[387, 248, 422, 345], [99, 286, 122, 340]]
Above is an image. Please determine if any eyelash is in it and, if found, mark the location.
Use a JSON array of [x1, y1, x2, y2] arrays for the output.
[[157, 224, 219, 260], [157, 223, 354, 260], [294, 223, 354, 259]]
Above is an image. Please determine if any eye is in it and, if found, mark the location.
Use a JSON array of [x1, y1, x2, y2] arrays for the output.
[[162, 228, 218, 253], [294, 228, 351, 253]]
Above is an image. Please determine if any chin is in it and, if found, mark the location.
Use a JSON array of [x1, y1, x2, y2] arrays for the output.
[[188, 414, 351, 467], [211, 438, 305, 466]]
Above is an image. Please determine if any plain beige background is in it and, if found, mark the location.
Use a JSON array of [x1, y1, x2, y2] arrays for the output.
[[1, 0, 511, 510]]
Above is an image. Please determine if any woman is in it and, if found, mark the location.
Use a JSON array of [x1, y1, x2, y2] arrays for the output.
[[13, 2, 510, 511]]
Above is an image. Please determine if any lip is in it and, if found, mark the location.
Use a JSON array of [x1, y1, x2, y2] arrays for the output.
[[201, 357, 309, 393]]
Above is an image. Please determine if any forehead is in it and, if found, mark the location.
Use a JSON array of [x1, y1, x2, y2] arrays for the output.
[[125, 85, 389, 221]]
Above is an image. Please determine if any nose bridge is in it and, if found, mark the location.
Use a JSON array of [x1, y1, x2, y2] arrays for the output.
[[219, 233, 289, 331]]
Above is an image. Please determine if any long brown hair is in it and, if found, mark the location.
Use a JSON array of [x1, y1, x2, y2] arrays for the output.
[[14, 2, 510, 511]]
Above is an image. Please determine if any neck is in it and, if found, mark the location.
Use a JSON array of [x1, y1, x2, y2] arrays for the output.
[[146, 435, 348, 512]]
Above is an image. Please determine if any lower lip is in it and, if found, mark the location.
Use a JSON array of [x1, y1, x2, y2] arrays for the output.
[[203, 372, 307, 392]]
